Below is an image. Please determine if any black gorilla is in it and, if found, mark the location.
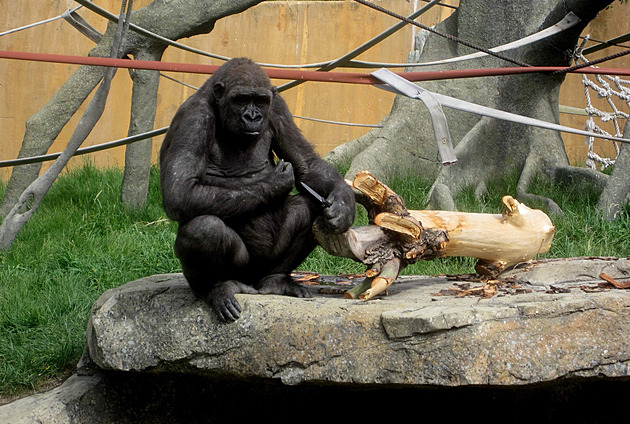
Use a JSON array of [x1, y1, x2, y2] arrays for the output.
[[160, 58, 355, 322]]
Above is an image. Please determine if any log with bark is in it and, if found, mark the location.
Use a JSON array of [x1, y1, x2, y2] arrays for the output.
[[313, 171, 556, 300]]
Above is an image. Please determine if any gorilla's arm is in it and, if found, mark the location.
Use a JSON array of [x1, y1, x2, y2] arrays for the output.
[[160, 98, 294, 223], [270, 96, 355, 233]]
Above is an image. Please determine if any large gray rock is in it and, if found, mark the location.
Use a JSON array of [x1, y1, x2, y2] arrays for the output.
[[3, 257, 630, 423], [85, 258, 630, 387], [0, 374, 101, 424]]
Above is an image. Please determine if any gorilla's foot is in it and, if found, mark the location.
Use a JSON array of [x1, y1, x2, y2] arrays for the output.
[[207, 280, 258, 322], [257, 273, 312, 298]]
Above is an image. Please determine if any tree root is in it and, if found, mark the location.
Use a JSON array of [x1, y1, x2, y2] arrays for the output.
[[324, 129, 379, 170], [517, 154, 563, 216], [597, 144, 630, 221], [544, 165, 609, 193], [597, 120, 630, 221], [426, 182, 456, 211]]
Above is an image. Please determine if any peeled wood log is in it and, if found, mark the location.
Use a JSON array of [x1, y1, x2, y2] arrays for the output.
[[314, 171, 556, 300], [351, 171, 555, 270], [408, 195, 556, 275]]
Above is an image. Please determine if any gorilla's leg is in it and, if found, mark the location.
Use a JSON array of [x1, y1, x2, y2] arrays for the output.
[[242, 194, 320, 298], [175, 215, 257, 322]]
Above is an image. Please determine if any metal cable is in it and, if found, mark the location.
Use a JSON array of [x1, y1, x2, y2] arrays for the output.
[[581, 32, 630, 55], [0, 6, 83, 37], [0, 128, 168, 168], [277, 0, 443, 91], [353, 0, 533, 68], [73, 0, 448, 70], [552, 48, 630, 74]]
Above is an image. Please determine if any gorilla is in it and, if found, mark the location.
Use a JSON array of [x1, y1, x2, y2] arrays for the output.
[[160, 58, 355, 322]]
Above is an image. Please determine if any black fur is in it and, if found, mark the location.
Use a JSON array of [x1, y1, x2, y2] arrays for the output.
[[160, 58, 355, 322]]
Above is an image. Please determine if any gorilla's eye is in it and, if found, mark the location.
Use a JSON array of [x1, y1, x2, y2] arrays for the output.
[[232, 94, 270, 109], [233, 95, 251, 106], [253, 94, 272, 107]]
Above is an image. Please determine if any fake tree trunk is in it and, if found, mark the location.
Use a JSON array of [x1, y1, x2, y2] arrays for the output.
[[597, 120, 630, 221], [120, 48, 162, 209], [314, 171, 556, 300], [0, 0, 135, 250], [327, 0, 617, 216], [0, 0, 263, 221]]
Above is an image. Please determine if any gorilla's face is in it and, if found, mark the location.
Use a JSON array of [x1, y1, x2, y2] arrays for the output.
[[214, 82, 275, 138], [230, 87, 273, 136]]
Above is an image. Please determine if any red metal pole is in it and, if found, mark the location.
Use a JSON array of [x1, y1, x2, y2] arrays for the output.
[[1, 50, 629, 84]]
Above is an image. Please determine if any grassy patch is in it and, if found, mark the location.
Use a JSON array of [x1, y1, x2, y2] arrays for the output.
[[0, 164, 628, 397], [530, 174, 630, 259], [0, 164, 179, 396]]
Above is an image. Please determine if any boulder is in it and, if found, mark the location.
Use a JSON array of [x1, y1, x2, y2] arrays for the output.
[[85, 259, 630, 387], [0, 374, 101, 424], [2, 257, 630, 423]]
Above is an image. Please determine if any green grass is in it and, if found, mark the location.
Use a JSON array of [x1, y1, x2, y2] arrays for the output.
[[1, 164, 629, 397], [0, 163, 180, 397]]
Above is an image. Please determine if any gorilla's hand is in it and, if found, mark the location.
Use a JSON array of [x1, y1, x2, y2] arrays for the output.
[[269, 159, 295, 196], [323, 185, 355, 234]]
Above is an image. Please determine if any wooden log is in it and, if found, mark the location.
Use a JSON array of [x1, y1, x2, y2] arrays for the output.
[[408, 195, 555, 274], [314, 171, 556, 300], [312, 219, 390, 264]]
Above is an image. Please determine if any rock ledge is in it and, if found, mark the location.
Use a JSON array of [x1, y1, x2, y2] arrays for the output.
[[2, 257, 630, 423]]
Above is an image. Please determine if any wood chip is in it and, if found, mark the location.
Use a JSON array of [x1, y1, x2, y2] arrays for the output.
[[599, 273, 630, 289]]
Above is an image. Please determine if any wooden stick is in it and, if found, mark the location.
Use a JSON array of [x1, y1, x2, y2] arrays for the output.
[[345, 277, 374, 299], [359, 257, 402, 300]]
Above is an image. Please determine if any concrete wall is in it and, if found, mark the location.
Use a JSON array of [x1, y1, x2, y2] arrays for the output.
[[0, 0, 627, 181]]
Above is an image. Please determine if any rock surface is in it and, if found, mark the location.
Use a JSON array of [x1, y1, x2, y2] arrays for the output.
[[2, 257, 630, 423], [85, 258, 630, 387], [0, 375, 101, 424]]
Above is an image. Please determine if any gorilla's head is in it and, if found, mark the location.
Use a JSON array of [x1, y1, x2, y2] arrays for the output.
[[211, 58, 277, 138]]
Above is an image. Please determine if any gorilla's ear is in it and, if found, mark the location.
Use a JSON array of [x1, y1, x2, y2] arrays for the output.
[[213, 82, 226, 99], [271, 86, 278, 96]]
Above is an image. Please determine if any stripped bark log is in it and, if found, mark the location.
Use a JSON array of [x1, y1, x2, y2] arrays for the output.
[[408, 195, 556, 275], [314, 171, 556, 300]]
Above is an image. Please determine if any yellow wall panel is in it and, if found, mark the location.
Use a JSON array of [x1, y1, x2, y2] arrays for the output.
[[0, 0, 627, 181]]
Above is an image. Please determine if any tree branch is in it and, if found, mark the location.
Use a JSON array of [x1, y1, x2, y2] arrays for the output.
[[0, 0, 134, 249]]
